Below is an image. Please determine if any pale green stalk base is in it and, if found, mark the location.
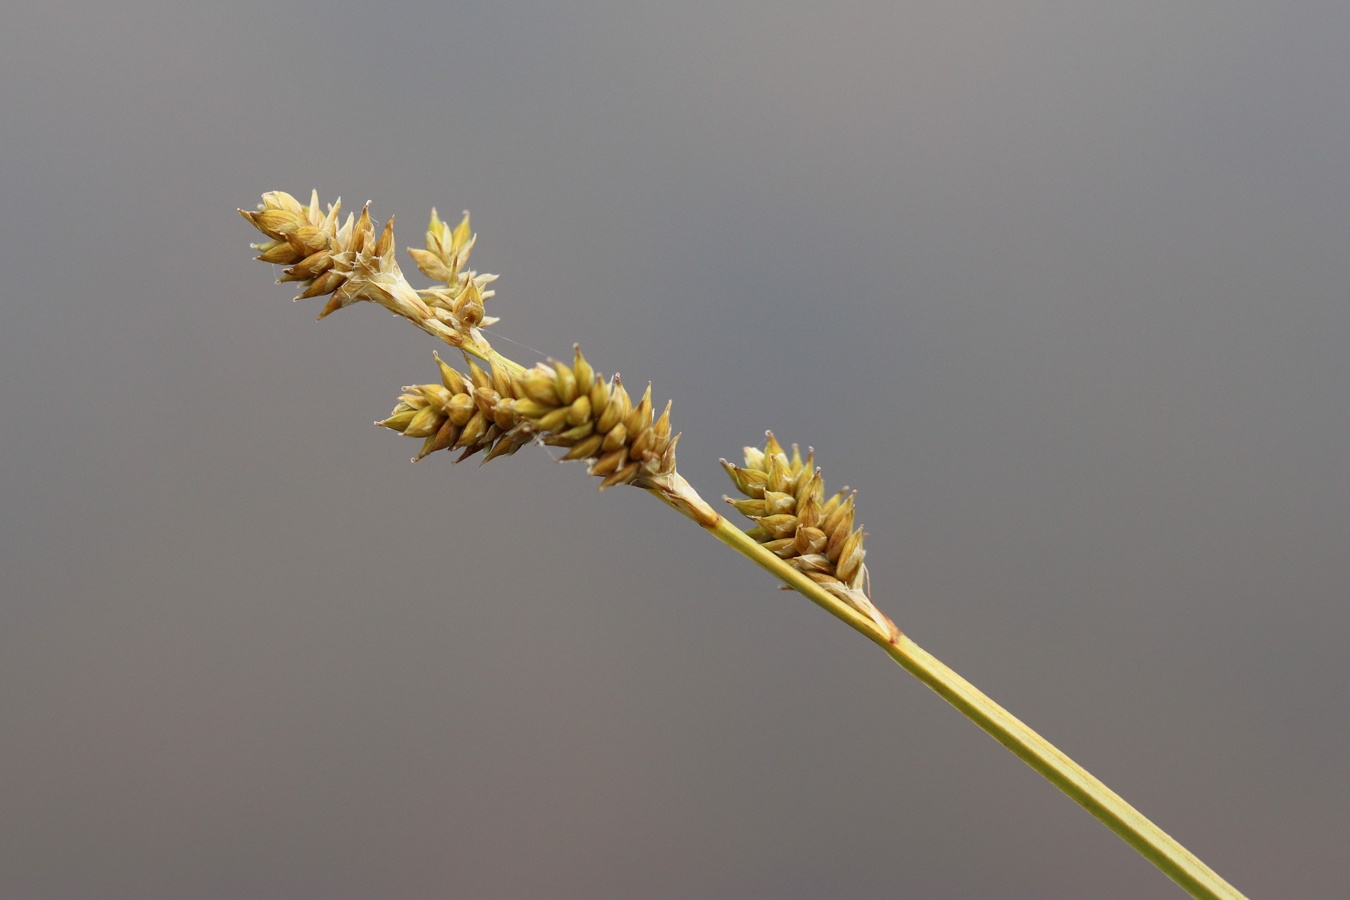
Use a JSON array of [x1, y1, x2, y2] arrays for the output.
[[651, 474, 1246, 900]]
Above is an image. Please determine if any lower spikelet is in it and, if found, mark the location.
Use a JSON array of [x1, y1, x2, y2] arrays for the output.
[[723, 432, 895, 638]]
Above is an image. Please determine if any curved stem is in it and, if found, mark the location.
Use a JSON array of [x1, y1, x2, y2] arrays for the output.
[[648, 474, 1246, 900]]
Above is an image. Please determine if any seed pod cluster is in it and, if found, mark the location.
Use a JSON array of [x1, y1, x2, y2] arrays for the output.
[[408, 209, 501, 332], [378, 353, 529, 463], [407, 207, 476, 286], [240, 191, 393, 317], [242, 192, 477, 346], [510, 347, 679, 489], [723, 433, 868, 594], [241, 191, 343, 278]]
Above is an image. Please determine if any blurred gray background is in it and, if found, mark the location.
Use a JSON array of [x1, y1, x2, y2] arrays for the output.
[[2, 2, 1347, 897]]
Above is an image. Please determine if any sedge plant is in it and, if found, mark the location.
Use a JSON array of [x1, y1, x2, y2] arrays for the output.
[[241, 190, 1246, 899]]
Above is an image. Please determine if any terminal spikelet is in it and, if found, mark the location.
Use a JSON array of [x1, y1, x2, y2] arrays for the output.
[[240, 192, 470, 348], [510, 346, 678, 489], [723, 432, 893, 637]]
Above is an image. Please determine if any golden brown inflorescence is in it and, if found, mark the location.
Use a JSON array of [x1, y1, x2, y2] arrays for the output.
[[243, 191, 680, 490], [377, 353, 530, 464], [512, 347, 678, 489], [405, 207, 500, 332], [240, 192, 495, 349], [724, 433, 892, 636], [377, 347, 679, 490], [244, 190, 889, 631]]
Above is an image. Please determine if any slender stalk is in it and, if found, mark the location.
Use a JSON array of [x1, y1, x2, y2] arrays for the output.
[[650, 474, 1246, 900], [881, 635, 1242, 899]]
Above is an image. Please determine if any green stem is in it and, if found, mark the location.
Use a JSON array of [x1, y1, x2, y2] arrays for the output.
[[649, 474, 1246, 900]]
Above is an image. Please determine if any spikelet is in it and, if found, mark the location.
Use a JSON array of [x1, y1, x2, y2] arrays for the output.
[[240, 192, 463, 346], [377, 352, 530, 463], [723, 433, 894, 638], [510, 346, 679, 489], [407, 207, 474, 285], [409, 209, 502, 332]]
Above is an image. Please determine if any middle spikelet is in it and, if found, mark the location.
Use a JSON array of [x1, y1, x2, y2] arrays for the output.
[[510, 347, 678, 489], [378, 347, 678, 488], [377, 352, 529, 463]]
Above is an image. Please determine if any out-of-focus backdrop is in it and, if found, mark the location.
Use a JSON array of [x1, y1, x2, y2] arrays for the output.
[[3, 3, 1347, 897]]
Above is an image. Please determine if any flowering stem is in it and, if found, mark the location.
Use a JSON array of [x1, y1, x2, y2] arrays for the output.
[[649, 475, 1246, 900], [242, 191, 1246, 897]]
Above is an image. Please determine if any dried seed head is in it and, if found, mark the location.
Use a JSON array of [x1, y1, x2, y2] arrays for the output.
[[407, 209, 501, 332], [408, 209, 475, 285], [378, 354, 530, 462], [508, 346, 679, 489], [724, 432, 891, 636], [242, 191, 343, 275], [248, 191, 895, 641], [242, 191, 474, 348]]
